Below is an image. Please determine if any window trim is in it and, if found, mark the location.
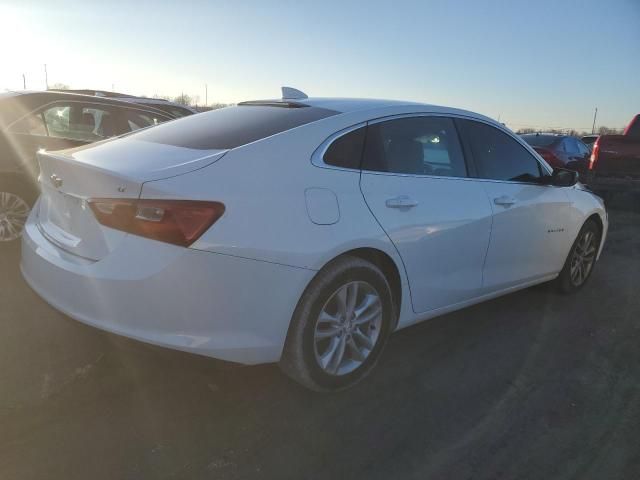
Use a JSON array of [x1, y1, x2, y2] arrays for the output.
[[311, 112, 553, 183]]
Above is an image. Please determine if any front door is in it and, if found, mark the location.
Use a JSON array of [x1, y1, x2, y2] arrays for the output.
[[456, 119, 574, 291]]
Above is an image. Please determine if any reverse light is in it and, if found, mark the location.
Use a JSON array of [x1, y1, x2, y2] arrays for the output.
[[88, 199, 225, 247], [589, 138, 600, 171]]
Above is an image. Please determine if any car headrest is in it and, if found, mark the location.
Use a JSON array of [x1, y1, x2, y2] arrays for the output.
[[387, 138, 423, 174], [82, 112, 95, 128]]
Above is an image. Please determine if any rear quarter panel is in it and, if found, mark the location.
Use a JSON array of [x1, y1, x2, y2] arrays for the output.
[[140, 109, 416, 327]]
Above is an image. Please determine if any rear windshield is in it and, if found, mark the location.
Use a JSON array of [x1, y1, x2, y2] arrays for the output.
[[520, 134, 560, 147], [626, 116, 640, 137], [130, 104, 338, 150]]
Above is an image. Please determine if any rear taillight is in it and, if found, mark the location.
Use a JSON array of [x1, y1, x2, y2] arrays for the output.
[[88, 199, 225, 247], [535, 148, 561, 167], [589, 138, 600, 170]]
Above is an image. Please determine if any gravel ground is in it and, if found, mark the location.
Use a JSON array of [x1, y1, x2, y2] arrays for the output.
[[1, 195, 639, 480]]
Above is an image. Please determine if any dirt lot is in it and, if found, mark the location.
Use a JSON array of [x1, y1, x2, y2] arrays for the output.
[[1, 196, 639, 480]]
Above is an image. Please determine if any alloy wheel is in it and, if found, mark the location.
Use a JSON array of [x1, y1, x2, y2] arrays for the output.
[[570, 230, 597, 286], [314, 281, 383, 376], [0, 191, 31, 242]]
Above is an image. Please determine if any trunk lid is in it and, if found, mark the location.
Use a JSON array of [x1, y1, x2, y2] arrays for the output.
[[595, 135, 640, 179], [36, 138, 227, 260]]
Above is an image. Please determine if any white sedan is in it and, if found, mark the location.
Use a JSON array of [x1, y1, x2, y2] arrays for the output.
[[21, 88, 607, 391]]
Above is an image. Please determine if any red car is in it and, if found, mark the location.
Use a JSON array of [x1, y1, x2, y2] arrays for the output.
[[520, 133, 591, 173]]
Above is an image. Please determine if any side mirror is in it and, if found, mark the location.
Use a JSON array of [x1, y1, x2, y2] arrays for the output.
[[549, 168, 579, 187]]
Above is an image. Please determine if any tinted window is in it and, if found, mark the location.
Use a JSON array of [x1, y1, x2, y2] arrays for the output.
[[520, 134, 559, 147], [626, 117, 640, 137], [362, 116, 467, 177], [323, 127, 366, 169], [131, 105, 338, 150], [459, 120, 541, 182]]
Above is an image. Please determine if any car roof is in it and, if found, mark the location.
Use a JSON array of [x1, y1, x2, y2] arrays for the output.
[[241, 96, 499, 125]]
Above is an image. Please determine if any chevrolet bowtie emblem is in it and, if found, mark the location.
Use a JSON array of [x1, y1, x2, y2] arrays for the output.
[[50, 174, 63, 188]]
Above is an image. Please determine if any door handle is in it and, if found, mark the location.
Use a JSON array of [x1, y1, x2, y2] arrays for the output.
[[386, 195, 419, 209], [493, 195, 517, 207]]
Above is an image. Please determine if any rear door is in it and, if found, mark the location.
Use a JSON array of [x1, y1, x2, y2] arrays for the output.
[[456, 119, 574, 291], [359, 115, 493, 313]]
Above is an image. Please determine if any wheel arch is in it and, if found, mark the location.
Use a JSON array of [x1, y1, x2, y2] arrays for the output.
[[314, 247, 404, 329]]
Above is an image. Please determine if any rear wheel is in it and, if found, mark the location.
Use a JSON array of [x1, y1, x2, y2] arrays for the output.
[[557, 219, 601, 293], [280, 256, 395, 392], [0, 178, 37, 243]]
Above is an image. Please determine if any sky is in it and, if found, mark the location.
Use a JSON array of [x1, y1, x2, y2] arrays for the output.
[[1, 0, 638, 132]]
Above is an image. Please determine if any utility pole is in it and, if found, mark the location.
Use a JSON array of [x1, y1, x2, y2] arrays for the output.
[[592, 107, 598, 134], [44, 64, 48, 89], [22, 74, 26, 90], [205, 84, 208, 106]]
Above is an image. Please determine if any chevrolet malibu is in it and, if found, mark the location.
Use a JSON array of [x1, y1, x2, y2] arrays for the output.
[[21, 89, 607, 391]]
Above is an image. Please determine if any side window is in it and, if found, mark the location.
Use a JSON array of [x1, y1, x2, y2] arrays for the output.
[[458, 119, 541, 182], [362, 116, 467, 177], [124, 110, 160, 132], [42, 104, 117, 142], [9, 112, 47, 136], [323, 127, 366, 169]]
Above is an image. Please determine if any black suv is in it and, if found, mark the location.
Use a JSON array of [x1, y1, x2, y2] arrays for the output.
[[0, 90, 175, 242]]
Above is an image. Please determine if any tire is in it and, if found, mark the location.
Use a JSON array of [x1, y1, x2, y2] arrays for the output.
[[279, 255, 395, 392], [556, 219, 601, 294], [0, 176, 38, 243]]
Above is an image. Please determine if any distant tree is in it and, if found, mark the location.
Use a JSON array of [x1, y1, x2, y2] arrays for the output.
[[210, 102, 231, 110], [173, 93, 197, 106], [597, 126, 622, 135], [49, 82, 69, 90]]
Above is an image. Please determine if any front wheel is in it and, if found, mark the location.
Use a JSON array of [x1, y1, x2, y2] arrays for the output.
[[279, 256, 395, 392], [0, 178, 37, 243], [557, 219, 601, 293]]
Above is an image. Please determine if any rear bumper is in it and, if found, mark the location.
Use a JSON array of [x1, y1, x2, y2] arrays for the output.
[[21, 209, 315, 364], [583, 174, 640, 192]]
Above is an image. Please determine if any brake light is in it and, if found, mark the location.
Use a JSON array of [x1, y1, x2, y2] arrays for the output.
[[535, 148, 561, 167], [88, 199, 225, 247], [589, 138, 600, 170]]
